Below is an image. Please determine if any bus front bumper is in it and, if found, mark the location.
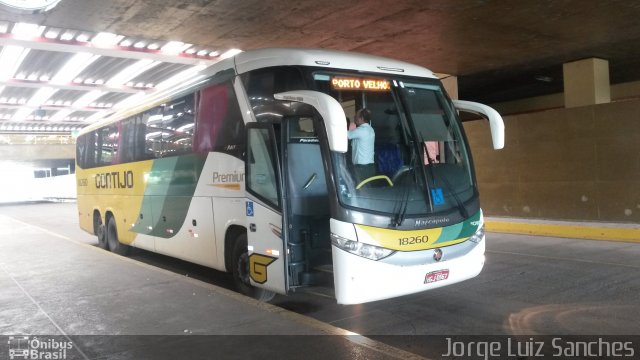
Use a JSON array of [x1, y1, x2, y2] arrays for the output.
[[332, 239, 485, 305]]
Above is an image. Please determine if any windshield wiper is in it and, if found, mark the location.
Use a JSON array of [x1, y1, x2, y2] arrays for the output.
[[391, 144, 416, 227], [419, 134, 468, 219]]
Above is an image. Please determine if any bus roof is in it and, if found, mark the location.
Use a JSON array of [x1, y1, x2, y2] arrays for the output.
[[78, 48, 436, 135], [234, 48, 436, 78]]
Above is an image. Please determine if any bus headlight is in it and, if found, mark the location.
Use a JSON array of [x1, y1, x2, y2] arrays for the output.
[[331, 233, 395, 260], [468, 224, 485, 243]]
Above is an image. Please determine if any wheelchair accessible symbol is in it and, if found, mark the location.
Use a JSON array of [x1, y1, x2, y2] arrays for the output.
[[246, 201, 254, 217]]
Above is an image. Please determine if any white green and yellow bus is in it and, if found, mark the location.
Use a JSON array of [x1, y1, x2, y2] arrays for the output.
[[76, 48, 504, 304]]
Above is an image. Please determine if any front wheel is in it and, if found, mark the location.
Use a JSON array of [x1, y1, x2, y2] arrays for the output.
[[106, 216, 130, 256], [231, 233, 276, 302]]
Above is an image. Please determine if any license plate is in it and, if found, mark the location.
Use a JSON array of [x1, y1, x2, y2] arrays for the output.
[[425, 269, 449, 284]]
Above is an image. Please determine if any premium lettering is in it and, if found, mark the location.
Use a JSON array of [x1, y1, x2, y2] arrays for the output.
[[213, 171, 245, 183]]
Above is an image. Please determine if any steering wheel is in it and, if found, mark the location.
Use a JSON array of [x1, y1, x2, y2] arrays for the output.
[[391, 165, 413, 183], [356, 175, 394, 189]]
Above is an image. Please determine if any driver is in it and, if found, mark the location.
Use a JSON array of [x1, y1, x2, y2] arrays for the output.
[[348, 108, 375, 182]]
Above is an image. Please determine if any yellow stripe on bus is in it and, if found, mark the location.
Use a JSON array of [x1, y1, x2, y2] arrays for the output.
[[208, 183, 241, 190]]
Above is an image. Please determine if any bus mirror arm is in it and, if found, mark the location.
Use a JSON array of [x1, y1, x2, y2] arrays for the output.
[[452, 100, 505, 150], [274, 90, 349, 153]]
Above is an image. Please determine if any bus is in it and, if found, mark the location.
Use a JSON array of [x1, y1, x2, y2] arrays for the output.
[[76, 48, 504, 305]]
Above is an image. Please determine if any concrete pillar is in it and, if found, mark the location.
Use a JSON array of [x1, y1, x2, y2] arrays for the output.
[[563, 58, 610, 108], [440, 75, 458, 100]]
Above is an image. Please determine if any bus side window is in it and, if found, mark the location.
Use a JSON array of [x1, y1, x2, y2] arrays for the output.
[[76, 134, 87, 169], [96, 126, 117, 166], [246, 127, 280, 208], [163, 94, 195, 157], [143, 107, 164, 159], [194, 81, 245, 158], [242, 66, 306, 123]]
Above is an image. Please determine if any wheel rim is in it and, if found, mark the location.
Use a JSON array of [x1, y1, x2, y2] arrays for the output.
[[236, 252, 251, 286]]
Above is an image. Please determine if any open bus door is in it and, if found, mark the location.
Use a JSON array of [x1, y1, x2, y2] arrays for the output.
[[244, 116, 334, 298], [244, 123, 288, 296]]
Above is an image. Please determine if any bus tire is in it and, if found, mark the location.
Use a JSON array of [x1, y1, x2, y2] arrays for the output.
[[96, 223, 108, 250], [231, 233, 276, 302], [106, 216, 130, 256]]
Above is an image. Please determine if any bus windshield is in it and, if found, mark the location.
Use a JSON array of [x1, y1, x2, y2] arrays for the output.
[[310, 72, 476, 220]]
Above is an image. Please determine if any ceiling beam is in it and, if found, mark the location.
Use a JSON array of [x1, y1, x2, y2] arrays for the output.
[[0, 34, 217, 66], [0, 79, 143, 94], [0, 103, 105, 112]]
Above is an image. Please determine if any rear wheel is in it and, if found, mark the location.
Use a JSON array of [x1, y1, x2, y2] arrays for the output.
[[96, 221, 108, 250], [106, 216, 130, 256], [231, 233, 276, 302]]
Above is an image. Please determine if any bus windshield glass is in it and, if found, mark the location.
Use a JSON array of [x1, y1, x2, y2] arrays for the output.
[[310, 72, 476, 219]]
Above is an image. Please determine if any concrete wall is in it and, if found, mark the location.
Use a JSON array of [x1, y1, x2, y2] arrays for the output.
[[490, 79, 640, 116], [0, 144, 75, 160], [464, 99, 640, 223]]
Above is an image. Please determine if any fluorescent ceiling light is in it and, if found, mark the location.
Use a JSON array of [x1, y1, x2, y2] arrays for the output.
[[0, 46, 30, 80], [197, 50, 208, 56], [48, 109, 73, 122], [73, 90, 105, 108], [133, 41, 145, 48], [113, 92, 145, 110], [1, 0, 63, 12], [27, 87, 57, 106], [76, 34, 90, 42], [84, 110, 109, 123], [92, 32, 123, 47], [12, 23, 44, 39], [119, 39, 132, 47], [147, 43, 159, 50], [161, 41, 191, 55], [44, 30, 59, 39], [11, 108, 32, 121], [156, 64, 207, 90], [50, 52, 100, 84], [60, 32, 74, 41], [106, 59, 159, 86], [220, 49, 243, 59]]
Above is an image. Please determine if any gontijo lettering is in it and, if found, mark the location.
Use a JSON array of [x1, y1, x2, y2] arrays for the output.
[[95, 171, 134, 189]]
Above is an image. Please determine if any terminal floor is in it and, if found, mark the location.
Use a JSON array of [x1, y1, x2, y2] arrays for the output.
[[1, 202, 639, 358]]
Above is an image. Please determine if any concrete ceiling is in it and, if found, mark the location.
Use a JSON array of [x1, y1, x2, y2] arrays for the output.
[[4, 0, 640, 108]]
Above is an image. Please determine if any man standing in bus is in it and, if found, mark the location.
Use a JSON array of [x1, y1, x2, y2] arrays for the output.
[[348, 108, 376, 182]]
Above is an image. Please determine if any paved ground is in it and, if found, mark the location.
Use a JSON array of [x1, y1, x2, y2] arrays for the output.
[[1, 202, 639, 358]]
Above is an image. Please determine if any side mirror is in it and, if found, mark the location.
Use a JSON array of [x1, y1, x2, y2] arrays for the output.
[[452, 100, 505, 150], [274, 90, 348, 153]]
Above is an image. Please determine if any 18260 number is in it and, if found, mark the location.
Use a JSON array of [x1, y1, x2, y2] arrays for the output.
[[398, 235, 429, 246]]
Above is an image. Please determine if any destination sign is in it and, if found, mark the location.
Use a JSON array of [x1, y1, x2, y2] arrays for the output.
[[331, 77, 391, 91]]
